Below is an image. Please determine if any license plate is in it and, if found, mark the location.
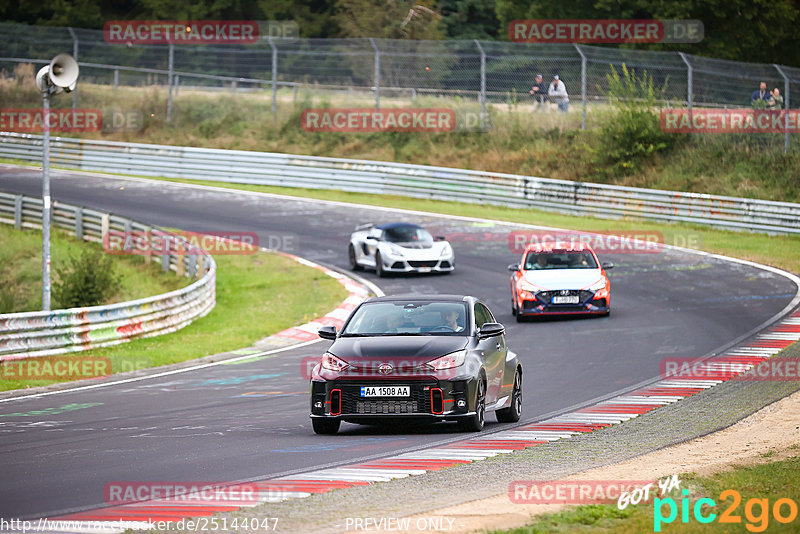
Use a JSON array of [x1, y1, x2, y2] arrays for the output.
[[552, 295, 580, 304], [360, 386, 410, 397], [418, 266, 432, 273]]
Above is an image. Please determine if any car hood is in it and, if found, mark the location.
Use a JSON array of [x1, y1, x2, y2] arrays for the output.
[[329, 335, 468, 362], [523, 268, 603, 290]]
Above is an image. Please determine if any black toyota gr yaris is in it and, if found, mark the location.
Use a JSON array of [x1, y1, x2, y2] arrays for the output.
[[309, 295, 523, 434]]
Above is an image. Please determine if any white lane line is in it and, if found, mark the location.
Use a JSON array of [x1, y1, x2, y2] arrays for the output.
[[0, 339, 323, 404], [657, 380, 722, 387]]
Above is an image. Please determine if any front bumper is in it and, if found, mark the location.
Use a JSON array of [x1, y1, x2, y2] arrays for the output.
[[310, 377, 476, 424], [518, 290, 609, 316], [380, 256, 455, 273]]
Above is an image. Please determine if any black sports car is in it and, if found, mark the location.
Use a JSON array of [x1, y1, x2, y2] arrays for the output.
[[309, 295, 523, 434]]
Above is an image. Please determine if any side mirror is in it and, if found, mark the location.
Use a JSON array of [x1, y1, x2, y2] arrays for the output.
[[602, 261, 614, 270], [318, 325, 337, 340], [434, 235, 446, 241], [508, 263, 520, 272], [365, 236, 378, 241], [478, 322, 505, 338]]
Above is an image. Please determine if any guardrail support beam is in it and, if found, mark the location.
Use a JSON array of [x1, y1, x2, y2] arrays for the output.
[[14, 195, 22, 229], [75, 207, 83, 239]]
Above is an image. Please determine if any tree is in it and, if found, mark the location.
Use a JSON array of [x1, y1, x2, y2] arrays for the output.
[[334, 0, 443, 39]]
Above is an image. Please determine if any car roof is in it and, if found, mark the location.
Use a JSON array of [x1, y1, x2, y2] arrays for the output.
[[523, 241, 593, 253], [374, 222, 424, 230], [364, 294, 473, 304]]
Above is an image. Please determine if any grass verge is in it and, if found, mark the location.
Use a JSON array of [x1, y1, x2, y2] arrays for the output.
[[491, 455, 800, 533], [0, 223, 186, 313], [0, 226, 348, 392]]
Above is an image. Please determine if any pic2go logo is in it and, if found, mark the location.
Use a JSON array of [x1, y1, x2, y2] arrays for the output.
[[654, 489, 799, 532]]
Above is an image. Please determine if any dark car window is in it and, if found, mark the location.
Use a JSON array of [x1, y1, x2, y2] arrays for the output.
[[474, 303, 491, 328], [524, 251, 597, 270], [342, 301, 468, 336], [382, 225, 433, 244]]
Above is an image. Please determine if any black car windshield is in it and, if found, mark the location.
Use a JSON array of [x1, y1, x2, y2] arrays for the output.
[[382, 225, 433, 244], [342, 301, 469, 336], [524, 251, 598, 270]]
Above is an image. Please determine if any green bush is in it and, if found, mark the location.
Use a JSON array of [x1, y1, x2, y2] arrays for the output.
[[53, 249, 121, 308], [595, 64, 684, 176]]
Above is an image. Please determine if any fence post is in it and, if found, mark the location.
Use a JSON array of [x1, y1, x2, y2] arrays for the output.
[[68, 27, 78, 112], [167, 43, 174, 123], [475, 40, 487, 125], [268, 36, 278, 118], [774, 64, 790, 154], [573, 44, 587, 130], [113, 68, 119, 89], [13, 195, 23, 229], [369, 38, 380, 110], [678, 52, 693, 112], [74, 206, 83, 239]]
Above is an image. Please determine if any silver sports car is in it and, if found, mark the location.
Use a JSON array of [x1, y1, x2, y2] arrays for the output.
[[348, 222, 455, 277]]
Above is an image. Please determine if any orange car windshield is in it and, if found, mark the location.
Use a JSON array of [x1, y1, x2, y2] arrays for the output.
[[524, 252, 597, 270]]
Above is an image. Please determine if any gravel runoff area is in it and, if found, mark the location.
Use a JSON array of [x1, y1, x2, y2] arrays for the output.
[[184, 341, 800, 534]]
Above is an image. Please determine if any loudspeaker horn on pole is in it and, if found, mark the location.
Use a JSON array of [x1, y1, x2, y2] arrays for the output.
[[35, 53, 79, 93]]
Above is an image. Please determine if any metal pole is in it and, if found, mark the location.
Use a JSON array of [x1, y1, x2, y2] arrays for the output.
[[573, 44, 587, 130], [41, 89, 52, 310], [774, 64, 790, 153], [268, 37, 277, 118], [475, 40, 486, 125], [68, 27, 78, 113], [369, 38, 380, 110], [678, 52, 693, 112], [167, 43, 174, 122]]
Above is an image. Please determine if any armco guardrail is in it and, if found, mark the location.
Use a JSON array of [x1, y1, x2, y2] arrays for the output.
[[0, 191, 216, 359], [1, 131, 799, 235]]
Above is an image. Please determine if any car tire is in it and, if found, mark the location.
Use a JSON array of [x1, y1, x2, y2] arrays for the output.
[[348, 244, 362, 271], [312, 418, 340, 435], [515, 311, 525, 323], [496, 369, 522, 423], [458, 378, 485, 432], [375, 252, 386, 278], [511, 299, 517, 316]]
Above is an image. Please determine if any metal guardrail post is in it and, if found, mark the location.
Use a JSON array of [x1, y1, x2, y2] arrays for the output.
[[678, 52, 693, 112], [14, 195, 22, 229], [162, 252, 169, 272], [113, 68, 119, 89], [75, 206, 83, 238], [774, 64, 790, 154], [167, 43, 174, 123], [475, 40, 486, 124], [268, 37, 278, 118], [573, 44, 587, 130], [68, 27, 78, 113], [369, 38, 380, 110]]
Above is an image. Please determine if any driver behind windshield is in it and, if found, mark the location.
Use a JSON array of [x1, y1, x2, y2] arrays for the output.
[[441, 309, 464, 332]]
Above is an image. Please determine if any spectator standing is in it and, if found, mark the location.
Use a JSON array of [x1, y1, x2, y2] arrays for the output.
[[751, 81, 771, 108], [529, 73, 548, 111], [770, 88, 784, 109], [548, 74, 569, 113]]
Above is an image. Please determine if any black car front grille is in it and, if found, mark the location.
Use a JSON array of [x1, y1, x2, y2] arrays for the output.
[[337, 383, 434, 415], [408, 260, 438, 268]]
